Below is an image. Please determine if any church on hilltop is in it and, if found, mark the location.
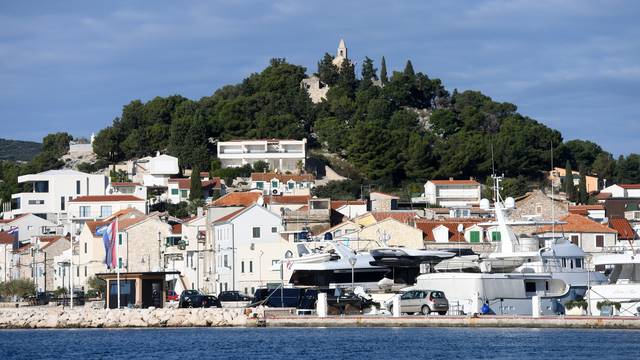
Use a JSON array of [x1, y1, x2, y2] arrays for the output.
[[301, 39, 350, 104]]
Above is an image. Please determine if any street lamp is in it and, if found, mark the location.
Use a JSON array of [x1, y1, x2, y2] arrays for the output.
[[348, 257, 357, 291]]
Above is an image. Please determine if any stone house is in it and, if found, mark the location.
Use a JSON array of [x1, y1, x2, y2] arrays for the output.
[[509, 190, 568, 235], [356, 218, 424, 251]]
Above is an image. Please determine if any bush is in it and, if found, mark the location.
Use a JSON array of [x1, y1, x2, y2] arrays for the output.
[[53, 287, 68, 297], [565, 300, 587, 310], [596, 300, 621, 311], [0, 279, 36, 299], [87, 276, 106, 298]]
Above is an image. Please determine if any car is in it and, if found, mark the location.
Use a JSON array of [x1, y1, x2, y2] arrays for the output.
[[166, 290, 179, 302], [386, 290, 449, 315], [178, 290, 222, 308], [217, 291, 253, 302]]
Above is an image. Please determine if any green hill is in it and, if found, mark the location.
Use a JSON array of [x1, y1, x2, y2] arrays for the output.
[[0, 138, 42, 161]]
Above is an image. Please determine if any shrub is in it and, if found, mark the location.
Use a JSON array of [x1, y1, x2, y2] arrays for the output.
[[565, 300, 587, 310], [596, 300, 621, 311]]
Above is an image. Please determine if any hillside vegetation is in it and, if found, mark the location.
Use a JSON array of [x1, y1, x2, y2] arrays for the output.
[[0, 138, 42, 161]]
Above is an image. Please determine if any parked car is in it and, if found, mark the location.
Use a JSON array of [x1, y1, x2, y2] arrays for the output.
[[218, 291, 253, 302], [166, 290, 179, 302], [178, 290, 221, 308], [385, 290, 449, 315]]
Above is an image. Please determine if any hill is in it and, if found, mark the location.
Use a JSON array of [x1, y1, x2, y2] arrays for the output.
[[0, 138, 42, 161]]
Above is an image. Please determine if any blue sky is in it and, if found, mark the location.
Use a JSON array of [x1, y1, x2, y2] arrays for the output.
[[1, 0, 638, 155]]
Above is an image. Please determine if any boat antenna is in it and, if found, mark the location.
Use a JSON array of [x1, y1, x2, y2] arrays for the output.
[[491, 143, 496, 177], [551, 142, 555, 238]]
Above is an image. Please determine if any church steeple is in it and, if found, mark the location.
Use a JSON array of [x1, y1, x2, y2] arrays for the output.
[[337, 38, 347, 59]]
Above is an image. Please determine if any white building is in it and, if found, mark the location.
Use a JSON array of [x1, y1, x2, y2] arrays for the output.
[[9, 169, 108, 223], [68, 195, 147, 228], [167, 178, 225, 204], [250, 172, 314, 196], [212, 204, 284, 294], [600, 184, 640, 198], [423, 179, 481, 207], [0, 213, 60, 243], [107, 182, 147, 199], [217, 139, 307, 173]]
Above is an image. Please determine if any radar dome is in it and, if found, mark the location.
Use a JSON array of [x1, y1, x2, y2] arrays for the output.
[[505, 197, 515, 209], [480, 198, 490, 210]]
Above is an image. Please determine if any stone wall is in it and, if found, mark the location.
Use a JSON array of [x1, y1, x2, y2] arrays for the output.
[[0, 307, 248, 329]]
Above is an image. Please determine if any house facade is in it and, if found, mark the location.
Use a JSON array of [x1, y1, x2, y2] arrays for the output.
[[250, 172, 314, 196], [534, 213, 618, 253], [509, 190, 569, 235], [549, 167, 599, 193], [423, 179, 481, 207], [212, 205, 283, 294], [108, 182, 147, 199], [68, 195, 147, 230], [217, 139, 307, 173], [167, 178, 225, 203], [8, 169, 108, 222], [0, 213, 60, 244]]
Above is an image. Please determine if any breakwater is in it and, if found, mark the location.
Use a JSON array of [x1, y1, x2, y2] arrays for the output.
[[0, 307, 248, 329]]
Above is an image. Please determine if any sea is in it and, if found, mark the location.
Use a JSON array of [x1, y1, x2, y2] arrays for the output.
[[1, 327, 639, 359]]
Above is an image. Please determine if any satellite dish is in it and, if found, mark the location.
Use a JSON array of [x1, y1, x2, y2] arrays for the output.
[[480, 198, 490, 210], [457, 223, 464, 233], [505, 197, 515, 209], [257, 195, 264, 206]]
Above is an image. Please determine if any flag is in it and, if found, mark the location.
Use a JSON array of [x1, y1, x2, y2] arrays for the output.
[[8, 226, 19, 251], [95, 222, 117, 269]]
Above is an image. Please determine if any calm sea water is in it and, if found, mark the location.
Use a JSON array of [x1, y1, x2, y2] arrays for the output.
[[1, 327, 639, 359]]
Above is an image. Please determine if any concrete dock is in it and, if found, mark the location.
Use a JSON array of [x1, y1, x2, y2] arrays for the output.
[[262, 315, 640, 329]]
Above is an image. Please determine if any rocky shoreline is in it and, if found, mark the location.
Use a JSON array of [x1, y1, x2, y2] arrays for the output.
[[0, 308, 248, 329]]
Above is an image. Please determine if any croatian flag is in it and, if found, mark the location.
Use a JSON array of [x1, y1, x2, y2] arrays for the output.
[[95, 222, 117, 269], [8, 226, 19, 250]]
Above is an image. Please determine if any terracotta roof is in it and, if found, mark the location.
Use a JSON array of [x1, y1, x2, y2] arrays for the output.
[[371, 211, 418, 224], [535, 213, 617, 234], [331, 200, 367, 209], [429, 179, 480, 186], [251, 172, 315, 183], [103, 208, 143, 222], [0, 214, 27, 224], [69, 195, 145, 202], [609, 218, 636, 240], [85, 216, 148, 235], [619, 184, 640, 189], [213, 207, 247, 223], [13, 243, 31, 254], [415, 219, 485, 242], [111, 182, 142, 187], [212, 192, 261, 207], [264, 195, 310, 205], [369, 191, 399, 199], [169, 178, 222, 190], [596, 192, 612, 200], [0, 232, 15, 244], [569, 205, 605, 215]]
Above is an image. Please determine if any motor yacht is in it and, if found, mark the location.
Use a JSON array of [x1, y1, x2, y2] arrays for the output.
[[586, 248, 640, 316]]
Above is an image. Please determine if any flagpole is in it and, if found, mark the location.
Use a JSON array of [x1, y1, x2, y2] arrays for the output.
[[70, 223, 74, 310], [116, 217, 121, 309]]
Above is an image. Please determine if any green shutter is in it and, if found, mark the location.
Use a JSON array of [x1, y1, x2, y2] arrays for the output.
[[171, 188, 179, 195], [492, 232, 501, 242], [470, 231, 480, 243]]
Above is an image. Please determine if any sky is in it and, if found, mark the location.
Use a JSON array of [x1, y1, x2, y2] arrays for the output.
[[1, 0, 639, 155]]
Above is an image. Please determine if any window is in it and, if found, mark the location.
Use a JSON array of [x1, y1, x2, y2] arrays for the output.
[[251, 287, 255, 295], [84, 242, 87, 254], [84, 266, 87, 277], [596, 235, 604, 248], [272, 260, 279, 266], [575, 258, 582, 268], [525, 282, 536, 293], [100, 205, 112, 218], [34, 181, 49, 193], [171, 188, 179, 195], [571, 235, 579, 245], [288, 182, 294, 190], [241, 261, 245, 273], [252, 227, 260, 238], [224, 283, 228, 291], [60, 196, 65, 211], [118, 258, 123, 269], [271, 227, 277, 233], [256, 182, 264, 190], [166, 236, 181, 246], [535, 205, 542, 214], [244, 287, 248, 294], [491, 232, 501, 242], [28, 200, 44, 205], [249, 261, 253, 273], [79, 206, 90, 218], [562, 258, 566, 267], [118, 234, 123, 245], [76, 180, 81, 195], [180, 190, 188, 198], [223, 255, 228, 267], [271, 180, 278, 189], [470, 231, 480, 243], [76, 266, 80, 277]]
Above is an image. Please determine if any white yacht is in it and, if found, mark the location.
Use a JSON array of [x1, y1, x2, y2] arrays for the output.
[[586, 248, 640, 316], [412, 175, 605, 315]]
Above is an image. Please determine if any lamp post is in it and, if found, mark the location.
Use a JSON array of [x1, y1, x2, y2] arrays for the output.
[[348, 257, 357, 291]]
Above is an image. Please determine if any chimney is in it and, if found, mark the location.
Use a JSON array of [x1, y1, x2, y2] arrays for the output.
[[449, 177, 454, 181]]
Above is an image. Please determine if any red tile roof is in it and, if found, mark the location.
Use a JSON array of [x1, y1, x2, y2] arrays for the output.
[[69, 195, 145, 202], [619, 184, 640, 189], [103, 208, 143, 222], [213, 207, 247, 223], [169, 178, 222, 190], [0, 232, 15, 244], [331, 200, 367, 209], [430, 179, 480, 186], [369, 191, 399, 199], [251, 172, 315, 182], [596, 192, 612, 200], [609, 218, 636, 240], [172, 223, 182, 234], [212, 192, 261, 207], [371, 211, 418, 224], [40, 236, 69, 250], [535, 213, 617, 234], [85, 220, 107, 237], [569, 205, 605, 215], [264, 195, 311, 205]]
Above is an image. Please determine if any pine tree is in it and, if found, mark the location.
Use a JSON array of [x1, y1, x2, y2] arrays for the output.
[[578, 165, 588, 204], [189, 166, 202, 202], [380, 56, 388, 85], [404, 60, 415, 78], [564, 161, 576, 202], [360, 56, 377, 87]]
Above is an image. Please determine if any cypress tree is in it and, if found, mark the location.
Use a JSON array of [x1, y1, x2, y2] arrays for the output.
[[564, 161, 576, 202], [404, 60, 415, 78], [578, 165, 588, 204], [380, 56, 388, 85], [189, 166, 202, 202]]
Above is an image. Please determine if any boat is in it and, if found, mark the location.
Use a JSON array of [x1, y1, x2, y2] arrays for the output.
[[411, 175, 604, 315], [586, 248, 640, 316]]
